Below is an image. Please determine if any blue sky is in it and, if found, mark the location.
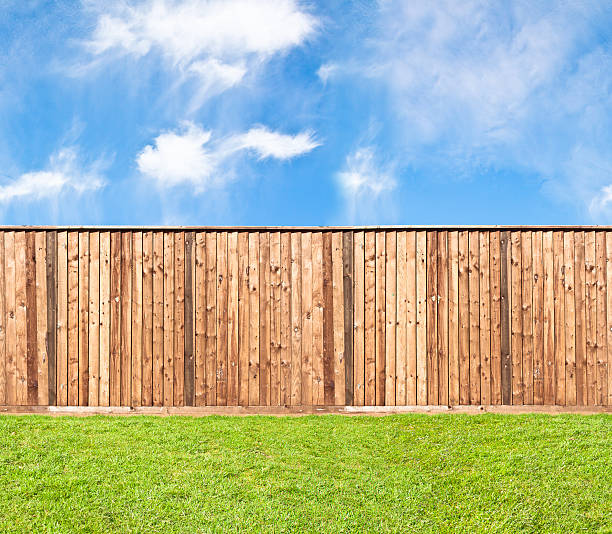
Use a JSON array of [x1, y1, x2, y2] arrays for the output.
[[1, 0, 612, 225]]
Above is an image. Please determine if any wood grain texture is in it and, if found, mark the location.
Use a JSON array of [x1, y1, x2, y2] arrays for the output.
[[384, 231, 396, 406], [479, 231, 490, 405], [416, 231, 427, 405], [311, 232, 324, 405], [99, 232, 110, 406], [352, 231, 365, 405], [0, 227, 609, 409], [574, 232, 586, 406], [300, 232, 312, 406], [323, 232, 334, 405], [35, 232, 47, 406]]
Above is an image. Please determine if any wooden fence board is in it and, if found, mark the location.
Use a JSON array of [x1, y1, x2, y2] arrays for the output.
[[88, 232, 100, 407], [353, 231, 365, 406], [142, 232, 154, 406], [46, 232, 57, 405], [406, 231, 417, 405], [99, 232, 110, 406], [458, 231, 469, 404], [543, 232, 555, 405], [574, 232, 587, 406], [217, 231, 229, 406], [426, 232, 438, 405], [437, 231, 449, 406], [35, 232, 48, 406], [343, 232, 354, 406], [500, 231, 511, 405], [396, 231, 407, 406], [532, 231, 544, 405], [131, 232, 142, 406], [227, 232, 239, 406], [56, 231, 67, 406], [152, 232, 164, 406], [280, 232, 291, 405], [323, 232, 334, 405], [553, 231, 566, 405], [595, 231, 608, 405], [290, 232, 302, 406], [248, 232, 259, 406], [162, 232, 174, 406], [416, 231, 427, 405], [364, 231, 376, 405], [564, 231, 576, 406], [26, 232, 37, 406], [448, 231, 460, 405], [521, 232, 533, 405], [479, 231, 491, 405], [384, 231, 396, 406], [67, 232, 78, 406], [300, 232, 312, 406], [489, 231, 502, 405], [311, 232, 324, 405], [375, 231, 386, 406], [510, 232, 522, 405], [469, 232, 481, 405], [585, 231, 597, 406], [120, 232, 131, 406], [174, 232, 185, 407]]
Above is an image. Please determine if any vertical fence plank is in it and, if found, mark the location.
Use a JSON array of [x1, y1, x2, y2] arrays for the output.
[[406, 231, 417, 405], [323, 231, 334, 405], [194, 232, 206, 406], [78, 233, 89, 406], [206, 232, 218, 406], [564, 231, 576, 406], [553, 231, 566, 405], [500, 231, 511, 405], [532, 231, 544, 405], [510, 232, 523, 405], [574, 232, 586, 406], [99, 232, 110, 406], [66, 232, 78, 406], [595, 231, 608, 405], [437, 231, 449, 406], [0, 233, 4, 405], [333, 231, 345, 406], [353, 231, 365, 405], [468, 232, 480, 405], [56, 232, 67, 406], [301, 232, 312, 406], [364, 231, 376, 405], [163, 232, 174, 406], [217, 232, 229, 406], [542, 231, 555, 405], [343, 231, 354, 406], [375, 232, 386, 406], [227, 232, 239, 406], [120, 232, 132, 406], [248, 232, 259, 405], [280, 232, 291, 406], [14, 232, 26, 405], [142, 231, 154, 406], [384, 232, 396, 406], [479, 231, 491, 405], [521, 232, 533, 405], [290, 232, 301, 405], [88, 232, 100, 407], [238, 232, 250, 406], [152, 232, 164, 406], [173, 232, 185, 407], [5, 232, 16, 406], [585, 231, 597, 406], [416, 231, 427, 405], [269, 232, 281, 406], [458, 231, 469, 404], [396, 231, 407, 406], [448, 231, 459, 406], [426, 232, 438, 405], [311, 232, 324, 405], [489, 231, 502, 405], [607, 232, 612, 407], [45, 232, 56, 406], [25, 232, 38, 406], [130, 232, 142, 406]]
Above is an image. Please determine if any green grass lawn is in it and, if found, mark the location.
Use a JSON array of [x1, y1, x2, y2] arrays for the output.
[[0, 414, 610, 533]]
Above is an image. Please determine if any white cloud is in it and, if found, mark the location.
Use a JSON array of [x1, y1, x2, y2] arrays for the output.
[[336, 147, 397, 223], [137, 121, 320, 189], [0, 147, 105, 203], [231, 127, 320, 160], [317, 62, 338, 84], [337, 147, 396, 197], [85, 0, 318, 105]]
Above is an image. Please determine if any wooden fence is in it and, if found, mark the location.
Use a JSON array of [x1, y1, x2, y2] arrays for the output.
[[0, 227, 609, 408]]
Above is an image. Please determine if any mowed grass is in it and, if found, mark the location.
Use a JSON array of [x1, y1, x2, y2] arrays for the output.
[[0, 414, 610, 533]]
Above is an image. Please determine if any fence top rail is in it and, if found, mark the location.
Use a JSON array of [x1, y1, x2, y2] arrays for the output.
[[0, 224, 610, 232]]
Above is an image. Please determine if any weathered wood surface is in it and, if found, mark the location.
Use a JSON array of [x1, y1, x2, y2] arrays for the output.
[[0, 228, 609, 407]]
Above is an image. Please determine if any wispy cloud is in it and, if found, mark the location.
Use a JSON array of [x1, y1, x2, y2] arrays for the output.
[[329, 1, 612, 219], [0, 147, 105, 203], [84, 0, 318, 106], [137, 121, 320, 190], [336, 146, 396, 223]]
